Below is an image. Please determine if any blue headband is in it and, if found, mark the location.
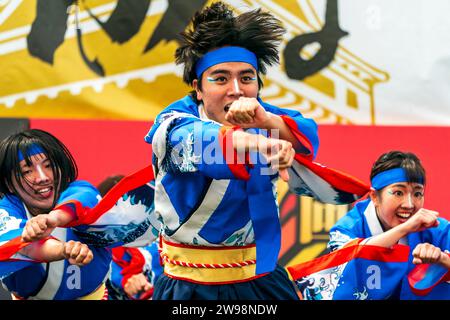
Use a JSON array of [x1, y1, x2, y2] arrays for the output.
[[195, 46, 258, 79], [18, 144, 45, 162], [371, 168, 423, 190]]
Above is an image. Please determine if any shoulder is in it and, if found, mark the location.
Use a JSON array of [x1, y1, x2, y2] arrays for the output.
[[332, 199, 370, 234], [258, 98, 302, 117], [0, 194, 25, 218], [158, 95, 199, 119], [145, 95, 201, 144], [65, 180, 98, 192], [58, 180, 100, 201]]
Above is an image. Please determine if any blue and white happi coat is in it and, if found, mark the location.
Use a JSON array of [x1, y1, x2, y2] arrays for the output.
[[298, 199, 450, 300], [0, 181, 111, 299], [145, 95, 319, 274], [0, 180, 159, 300]]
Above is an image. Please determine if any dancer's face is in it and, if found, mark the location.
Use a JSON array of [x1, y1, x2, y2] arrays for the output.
[[11, 153, 56, 215], [371, 182, 425, 230], [193, 61, 259, 125]]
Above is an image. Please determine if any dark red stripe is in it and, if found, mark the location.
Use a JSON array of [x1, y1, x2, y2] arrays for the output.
[[218, 126, 250, 181]]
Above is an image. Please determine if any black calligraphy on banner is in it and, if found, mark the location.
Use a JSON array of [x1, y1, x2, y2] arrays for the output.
[[86, 0, 152, 44], [26, 0, 345, 79], [26, 0, 207, 76], [284, 0, 348, 80], [143, 0, 208, 53], [27, 0, 75, 65]]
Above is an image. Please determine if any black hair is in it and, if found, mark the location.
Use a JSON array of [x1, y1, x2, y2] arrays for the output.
[[0, 129, 78, 208], [175, 1, 285, 100], [97, 174, 124, 197], [370, 151, 426, 186]]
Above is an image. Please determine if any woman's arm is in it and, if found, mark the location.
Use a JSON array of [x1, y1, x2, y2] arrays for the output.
[[365, 208, 439, 247], [19, 239, 93, 266]]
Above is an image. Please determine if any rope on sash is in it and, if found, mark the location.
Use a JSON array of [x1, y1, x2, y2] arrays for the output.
[[161, 253, 256, 269]]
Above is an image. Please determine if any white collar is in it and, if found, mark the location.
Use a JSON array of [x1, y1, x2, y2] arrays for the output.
[[364, 201, 408, 245]]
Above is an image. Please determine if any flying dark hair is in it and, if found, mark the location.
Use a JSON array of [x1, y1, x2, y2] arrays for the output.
[[175, 1, 285, 94], [0, 129, 78, 207], [370, 151, 426, 186]]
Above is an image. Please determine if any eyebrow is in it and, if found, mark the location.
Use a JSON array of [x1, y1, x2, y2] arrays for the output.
[[390, 184, 407, 188], [209, 68, 256, 76], [390, 183, 424, 190], [20, 157, 49, 168]]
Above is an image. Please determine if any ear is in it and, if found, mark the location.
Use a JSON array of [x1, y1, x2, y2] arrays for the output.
[[192, 79, 202, 101], [369, 189, 379, 206]]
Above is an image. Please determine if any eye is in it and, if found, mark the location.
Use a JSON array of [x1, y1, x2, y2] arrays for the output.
[[241, 76, 257, 83], [21, 170, 32, 176], [414, 191, 424, 198], [388, 189, 403, 197], [394, 190, 403, 196], [207, 76, 227, 83]]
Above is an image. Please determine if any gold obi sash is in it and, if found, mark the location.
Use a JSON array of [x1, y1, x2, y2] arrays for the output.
[[161, 238, 265, 284]]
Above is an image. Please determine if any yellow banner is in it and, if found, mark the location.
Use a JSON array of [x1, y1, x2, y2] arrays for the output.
[[0, 0, 388, 123]]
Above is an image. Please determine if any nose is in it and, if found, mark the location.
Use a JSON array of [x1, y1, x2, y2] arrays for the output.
[[228, 78, 243, 97], [34, 164, 50, 184], [401, 193, 414, 209]]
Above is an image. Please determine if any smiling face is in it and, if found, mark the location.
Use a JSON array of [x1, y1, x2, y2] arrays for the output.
[[11, 153, 57, 215], [193, 61, 259, 125], [371, 182, 425, 230]]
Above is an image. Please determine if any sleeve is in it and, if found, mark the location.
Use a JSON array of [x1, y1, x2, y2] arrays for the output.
[[53, 180, 100, 222], [328, 228, 356, 252], [70, 181, 160, 248], [148, 111, 252, 180], [407, 219, 450, 297], [259, 100, 319, 159], [0, 203, 40, 280]]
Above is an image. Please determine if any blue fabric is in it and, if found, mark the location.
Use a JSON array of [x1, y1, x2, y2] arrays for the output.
[[332, 258, 408, 300], [329, 199, 450, 300], [145, 95, 319, 159], [371, 168, 424, 190], [153, 264, 299, 300], [17, 144, 45, 161], [145, 94, 318, 276], [246, 163, 280, 275], [0, 181, 112, 299], [195, 46, 258, 78]]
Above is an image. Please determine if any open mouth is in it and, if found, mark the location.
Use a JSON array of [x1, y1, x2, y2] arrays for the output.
[[224, 105, 231, 112], [396, 212, 413, 220], [34, 186, 54, 199]]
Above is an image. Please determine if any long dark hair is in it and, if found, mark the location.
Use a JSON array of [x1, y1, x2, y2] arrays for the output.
[[370, 151, 426, 186], [175, 1, 285, 96], [0, 129, 78, 208]]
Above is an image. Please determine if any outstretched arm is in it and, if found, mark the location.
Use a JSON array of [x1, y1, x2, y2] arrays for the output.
[[19, 239, 93, 266], [225, 97, 318, 156]]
